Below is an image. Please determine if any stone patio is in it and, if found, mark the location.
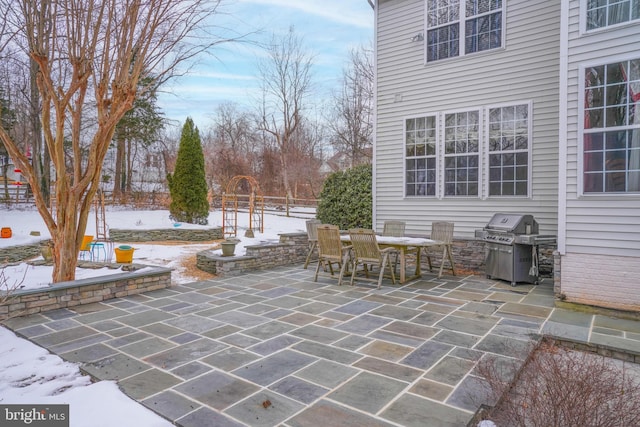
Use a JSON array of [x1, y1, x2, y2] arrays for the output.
[[3, 265, 640, 427]]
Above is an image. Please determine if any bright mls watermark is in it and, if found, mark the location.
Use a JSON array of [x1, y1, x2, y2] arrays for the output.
[[1, 405, 69, 426]]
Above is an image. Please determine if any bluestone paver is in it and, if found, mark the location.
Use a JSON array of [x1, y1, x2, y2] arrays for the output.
[[4, 265, 640, 427], [328, 372, 407, 414]]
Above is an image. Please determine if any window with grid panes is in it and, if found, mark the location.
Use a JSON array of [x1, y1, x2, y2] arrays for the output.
[[586, 0, 640, 30], [583, 59, 640, 193], [488, 104, 530, 196], [426, 0, 503, 62], [405, 116, 437, 196], [444, 111, 479, 196]]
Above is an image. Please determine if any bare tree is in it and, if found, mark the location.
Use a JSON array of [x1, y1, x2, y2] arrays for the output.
[[0, 0, 228, 282], [328, 44, 374, 167], [205, 102, 257, 192], [287, 115, 325, 198], [257, 27, 314, 200]]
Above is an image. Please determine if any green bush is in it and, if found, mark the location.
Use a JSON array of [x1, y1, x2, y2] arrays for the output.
[[167, 117, 209, 225], [317, 164, 372, 229]]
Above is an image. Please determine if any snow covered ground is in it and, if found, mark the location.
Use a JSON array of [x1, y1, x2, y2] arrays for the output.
[[1, 207, 312, 289], [0, 207, 312, 426]]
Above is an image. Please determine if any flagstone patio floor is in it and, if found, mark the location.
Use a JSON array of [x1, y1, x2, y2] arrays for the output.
[[4, 265, 640, 427]]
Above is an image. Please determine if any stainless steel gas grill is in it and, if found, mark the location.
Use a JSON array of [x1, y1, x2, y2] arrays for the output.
[[475, 213, 556, 286]]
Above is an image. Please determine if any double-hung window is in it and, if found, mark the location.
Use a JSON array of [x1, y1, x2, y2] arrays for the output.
[[586, 0, 640, 31], [444, 111, 479, 196], [426, 0, 503, 62], [405, 103, 531, 198], [488, 104, 530, 196], [406, 116, 437, 196], [583, 58, 640, 193]]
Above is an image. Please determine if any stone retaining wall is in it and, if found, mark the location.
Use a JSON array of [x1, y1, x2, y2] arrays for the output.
[[197, 233, 309, 276], [0, 240, 49, 263], [198, 232, 556, 279], [110, 227, 223, 242], [0, 265, 172, 320]]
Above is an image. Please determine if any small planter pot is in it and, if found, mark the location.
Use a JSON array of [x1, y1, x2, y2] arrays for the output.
[[1, 227, 12, 238], [40, 242, 53, 262], [220, 239, 239, 257]]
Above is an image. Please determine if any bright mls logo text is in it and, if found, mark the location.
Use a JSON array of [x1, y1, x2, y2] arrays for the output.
[[1, 405, 69, 426]]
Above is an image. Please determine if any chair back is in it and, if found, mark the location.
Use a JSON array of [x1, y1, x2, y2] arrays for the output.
[[316, 224, 344, 260], [306, 219, 321, 241], [382, 221, 406, 237], [349, 228, 382, 263], [430, 221, 454, 244], [81, 235, 94, 251]]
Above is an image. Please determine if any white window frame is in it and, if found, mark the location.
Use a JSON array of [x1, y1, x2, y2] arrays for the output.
[[580, 0, 640, 33], [484, 101, 533, 199], [578, 56, 640, 196], [404, 113, 440, 198], [424, 0, 505, 63], [403, 102, 534, 199], [441, 108, 482, 198]]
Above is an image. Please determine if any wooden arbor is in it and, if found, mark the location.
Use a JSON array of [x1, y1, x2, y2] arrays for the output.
[[221, 175, 264, 238]]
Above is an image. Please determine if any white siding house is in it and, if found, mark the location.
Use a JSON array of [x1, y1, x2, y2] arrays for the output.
[[558, 0, 640, 311], [374, 0, 640, 311], [374, 0, 561, 238]]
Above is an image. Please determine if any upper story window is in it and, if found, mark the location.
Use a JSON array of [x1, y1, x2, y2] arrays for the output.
[[426, 0, 503, 62], [583, 58, 640, 193], [586, 0, 640, 30]]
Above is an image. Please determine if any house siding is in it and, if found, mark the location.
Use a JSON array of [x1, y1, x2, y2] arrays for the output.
[[375, 0, 561, 238], [563, 0, 640, 257], [558, 0, 640, 311]]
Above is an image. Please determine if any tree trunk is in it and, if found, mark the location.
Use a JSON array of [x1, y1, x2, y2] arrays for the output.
[[48, 176, 99, 282], [42, 143, 51, 204], [1, 164, 8, 201], [280, 150, 293, 200], [30, 58, 48, 206], [113, 134, 125, 198], [126, 138, 133, 193]]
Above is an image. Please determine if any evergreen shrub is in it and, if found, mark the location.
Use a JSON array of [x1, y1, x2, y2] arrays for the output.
[[167, 117, 209, 225], [317, 164, 372, 229]]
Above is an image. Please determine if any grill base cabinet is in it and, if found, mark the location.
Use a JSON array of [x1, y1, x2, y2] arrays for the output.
[[485, 242, 539, 286]]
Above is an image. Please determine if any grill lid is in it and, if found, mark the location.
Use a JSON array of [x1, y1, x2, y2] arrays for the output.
[[484, 213, 538, 235]]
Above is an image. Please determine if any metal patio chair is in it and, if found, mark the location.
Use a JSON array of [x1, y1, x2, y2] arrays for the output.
[[424, 221, 456, 278], [348, 228, 397, 289], [303, 219, 321, 269], [314, 224, 351, 285]]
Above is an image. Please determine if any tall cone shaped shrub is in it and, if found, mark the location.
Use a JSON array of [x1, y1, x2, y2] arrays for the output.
[[167, 117, 209, 224]]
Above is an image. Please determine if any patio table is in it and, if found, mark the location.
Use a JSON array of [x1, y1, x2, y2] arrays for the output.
[[341, 234, 437, 284]]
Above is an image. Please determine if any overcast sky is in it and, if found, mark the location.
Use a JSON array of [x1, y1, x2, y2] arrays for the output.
[[157, 0, 374, 130]]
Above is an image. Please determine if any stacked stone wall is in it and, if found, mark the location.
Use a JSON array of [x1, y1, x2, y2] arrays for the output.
[[0, 266, 171, 320], [110, 228, 222, 242]]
